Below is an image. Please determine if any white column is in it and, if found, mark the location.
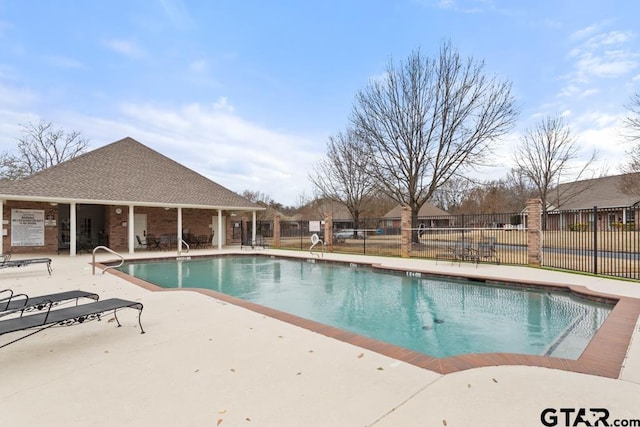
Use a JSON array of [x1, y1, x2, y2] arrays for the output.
[[177, 207, 183, 254], [70, 202, 77, 256], [128, 205, 135, 254], [252, 210, 257, 244], [217, 209, 222, 249], [0, 200, 3, 255]]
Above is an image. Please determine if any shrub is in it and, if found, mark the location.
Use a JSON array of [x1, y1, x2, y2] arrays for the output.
[[569, 223, 589, 232]]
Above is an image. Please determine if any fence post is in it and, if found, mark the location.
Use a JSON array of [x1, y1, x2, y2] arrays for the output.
[[401, 205, 411, 258], [273, 215, 281, 248], [526, 198, 543, 266], [324, 214, 333, 252], [593, 206, 598, 275]]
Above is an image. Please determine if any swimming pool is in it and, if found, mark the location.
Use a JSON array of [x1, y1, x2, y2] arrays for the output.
[[118, 255, 612, 360]]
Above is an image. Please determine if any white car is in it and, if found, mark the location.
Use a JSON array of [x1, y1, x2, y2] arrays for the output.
[[333, 229, 364, 240]]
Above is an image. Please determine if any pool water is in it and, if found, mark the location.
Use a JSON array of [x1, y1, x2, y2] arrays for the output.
[[119, 256, 612, 359]]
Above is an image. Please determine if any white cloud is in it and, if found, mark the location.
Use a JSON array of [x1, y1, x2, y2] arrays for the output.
[[0, 82, 37, 109], [0, 79, 321, 205], [189, 59, 208, 73], [584, 30, 634, 49], [569, 24, 600, 42], [159, 0, 196, 31], [560, 25, 640, 102], [421, 0, 497, 14], [65, 98, 323, 206], [0, 84, 40, 154], [104, 38, 146, 59], [44, 55, 86, 70]]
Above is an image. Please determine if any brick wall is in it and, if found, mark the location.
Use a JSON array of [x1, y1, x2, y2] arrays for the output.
[[2, 202, 222, 254], [2, 201, 58, 254]]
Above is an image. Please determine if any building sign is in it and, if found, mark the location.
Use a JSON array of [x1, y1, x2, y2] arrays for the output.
[[11, 209, 45, 246], [309, 221, 321, 232]]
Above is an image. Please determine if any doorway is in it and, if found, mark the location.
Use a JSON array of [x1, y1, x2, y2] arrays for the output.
[[134, 214, 147, 248]]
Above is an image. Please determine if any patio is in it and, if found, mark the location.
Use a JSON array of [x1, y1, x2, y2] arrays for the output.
[[1, 249, 639, 426]]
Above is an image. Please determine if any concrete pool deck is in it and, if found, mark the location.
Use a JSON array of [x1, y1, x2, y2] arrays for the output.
[[1, 249, 639, 426]]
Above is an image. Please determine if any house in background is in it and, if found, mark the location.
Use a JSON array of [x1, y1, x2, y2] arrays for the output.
[[0, 137, 263, 256], [382, 203, 452, 233], [547, 173, 640, 230]]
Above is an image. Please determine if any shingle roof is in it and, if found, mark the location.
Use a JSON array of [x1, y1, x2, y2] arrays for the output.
[[383, 203, 450, 218], [0, 137, 260, 210], [552, 173, 640, 210]]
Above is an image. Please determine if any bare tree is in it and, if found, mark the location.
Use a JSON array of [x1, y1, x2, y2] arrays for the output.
[[622, 91, 640, 142], [618, 145, 640, 197], [241, 190, 274, 205], [455, 174, 536, 215], [503, 168, 538, 211], [619, 92, 640, 197], [0, 119, 89, 180], [513, 114, 597, 229], [430, 177, 475, 213], [309, 129, 376, 237], [351, 42, 518, 241]]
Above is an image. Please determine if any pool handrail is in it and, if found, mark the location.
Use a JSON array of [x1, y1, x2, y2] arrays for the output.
[[92, 246, 125, 275], [309, 233, 324, 258]]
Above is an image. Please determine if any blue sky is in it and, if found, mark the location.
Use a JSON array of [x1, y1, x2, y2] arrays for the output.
[[1, 0, 639, 206]]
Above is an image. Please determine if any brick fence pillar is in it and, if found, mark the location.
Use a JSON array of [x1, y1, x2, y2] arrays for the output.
[[400, 205, 411, 258], [527, 198, 543, 266], [324, 214, 333, 252], [273, 215, 281, 248]]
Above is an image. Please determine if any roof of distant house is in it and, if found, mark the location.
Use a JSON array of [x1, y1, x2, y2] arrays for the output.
[[383, 203, 450, 218], [551, 173, 640, 210]]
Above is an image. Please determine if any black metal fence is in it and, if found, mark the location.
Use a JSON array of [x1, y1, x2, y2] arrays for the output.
[[278, 220, 312, 250], [543, 205, 639, 280], [411, 212, 528, 265], [263, 205, 639, 281]]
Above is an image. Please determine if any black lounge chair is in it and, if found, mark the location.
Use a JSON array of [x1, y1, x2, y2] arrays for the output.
[[0, 298, 145, 348], [0, 289, 99, 318], [0, 254, 52, 275]]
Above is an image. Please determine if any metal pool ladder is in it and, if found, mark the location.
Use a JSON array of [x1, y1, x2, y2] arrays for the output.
[[309, 233, 324, 258], [92, 246, 125, 275]]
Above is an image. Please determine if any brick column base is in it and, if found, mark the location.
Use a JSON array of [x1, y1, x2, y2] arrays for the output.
[[273, 215, 281, 248], [401, 205, 411, 258], [324, 215, 333, 252], [526, 198, 543, 266]]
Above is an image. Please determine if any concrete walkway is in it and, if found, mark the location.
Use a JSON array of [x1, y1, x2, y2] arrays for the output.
[[1, 249, 639, 426]]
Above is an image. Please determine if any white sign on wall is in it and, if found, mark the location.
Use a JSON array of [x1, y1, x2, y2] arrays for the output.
[[309, 220, 321, 232], [11, 209, 45, 246]]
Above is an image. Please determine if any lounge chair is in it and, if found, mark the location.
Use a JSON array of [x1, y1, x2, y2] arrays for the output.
[[0, 289, 100, 318], [473, 237, 501, 265], [449, 240, 475, 266], [0, 254, 52, 276], [241, 235, 268, 250], [0, 298, 145, 348], [136, 235, 148, 249]]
